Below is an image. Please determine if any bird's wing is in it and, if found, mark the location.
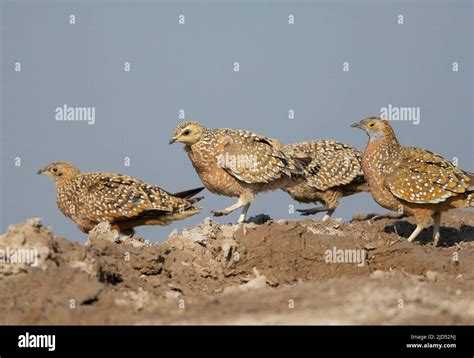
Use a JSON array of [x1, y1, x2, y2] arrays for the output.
[[79, 174, 187, 222], [217, 130, 299, 184], [283, 140, 364, 191], [385, 147, 471, 204]]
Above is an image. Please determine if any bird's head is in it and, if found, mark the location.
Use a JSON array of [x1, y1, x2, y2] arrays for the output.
[[37, 161, 81, 182], [169, 121, 205, 146], [351, 116, 396, 140]]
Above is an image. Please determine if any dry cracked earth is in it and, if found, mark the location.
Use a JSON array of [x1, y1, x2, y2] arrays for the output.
[[1, 210, 473, 324]]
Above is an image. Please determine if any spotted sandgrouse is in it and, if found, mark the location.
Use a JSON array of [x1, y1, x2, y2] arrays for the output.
[[38, 161, 204, 235], [169, 121, 305, 223], [352, 116, 474, 245], [276, 140, 369, 221]]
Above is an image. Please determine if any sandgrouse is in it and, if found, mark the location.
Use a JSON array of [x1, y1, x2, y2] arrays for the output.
[[276, 140, 369, 220], [169, 121, 305, 223], [38, 161, 204, 235], [352, 116, 474, 245]]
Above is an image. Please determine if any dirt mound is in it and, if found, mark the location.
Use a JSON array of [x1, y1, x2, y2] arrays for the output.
[[0, 211, 473, 324]]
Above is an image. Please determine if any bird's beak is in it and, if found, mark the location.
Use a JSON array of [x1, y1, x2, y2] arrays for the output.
[[169, 138, 176, 145], [37, 168, 44, 174], [351, 121, 363, 129]]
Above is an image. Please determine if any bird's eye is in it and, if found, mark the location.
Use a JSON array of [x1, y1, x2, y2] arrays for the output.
[[368, 122, 377, 128], [52, 167, 58, 173], [183, 129, 191, 136]]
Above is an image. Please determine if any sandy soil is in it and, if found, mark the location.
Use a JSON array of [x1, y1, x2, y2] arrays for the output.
[[0, 210, 473, 324]]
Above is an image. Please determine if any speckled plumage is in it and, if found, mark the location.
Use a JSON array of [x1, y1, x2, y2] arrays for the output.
[[170, 121, 305, 222], [279, 140, 369, 220], [353, 116, 474, 245], [38, 162, 204, 234]]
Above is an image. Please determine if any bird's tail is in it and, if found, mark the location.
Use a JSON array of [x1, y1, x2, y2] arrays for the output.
[[293, 156, 312, 171], [345, 175, 370, 193], [173, 186, 205, 199], [173, 187, 205, 204], [287, 157, 310, 179], [134, 206, 204, 227]]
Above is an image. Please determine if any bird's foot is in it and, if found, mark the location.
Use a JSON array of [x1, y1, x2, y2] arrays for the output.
[[322, 214, 331, 221], [237, 216, 247, 224], [211, 210, 228, 217], [296, 206, 329, 216]]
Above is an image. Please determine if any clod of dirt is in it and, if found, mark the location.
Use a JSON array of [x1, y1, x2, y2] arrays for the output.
[[223, 267, 268, 295], [425, 271, 440, 282], [0, 218, 54, 275]]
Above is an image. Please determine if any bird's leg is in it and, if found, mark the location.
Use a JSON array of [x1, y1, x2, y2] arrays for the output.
[[237, 202, 251, 224], [212, 193, 254, 221], [296, 206, 330, 216], [407, 225, 424, 242], [211, 202, 244, 217], [432, 212, 441, 246], [322, 209, 336, 222]]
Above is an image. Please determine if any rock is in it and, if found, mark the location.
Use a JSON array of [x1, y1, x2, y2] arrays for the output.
[[223, 268, 267, 295], [246, 214, 272, 225], [114, 288, 152, 311], [86, 222, 120, 245], [164, 290, 181, 300], [181, 230, 207, 245], [168, 229, 178, 240], [221, 243, 233, 262], [425, 271, 439, 282], [0, 218, 52, 275], [303, 222, 344, 236], [204, 217, 214, 226], [220, 225, 239, 239], [69, 259, 97, 276]]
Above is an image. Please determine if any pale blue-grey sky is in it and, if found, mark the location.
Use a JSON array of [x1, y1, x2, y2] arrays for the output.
[[1, 0, 472, 242]]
